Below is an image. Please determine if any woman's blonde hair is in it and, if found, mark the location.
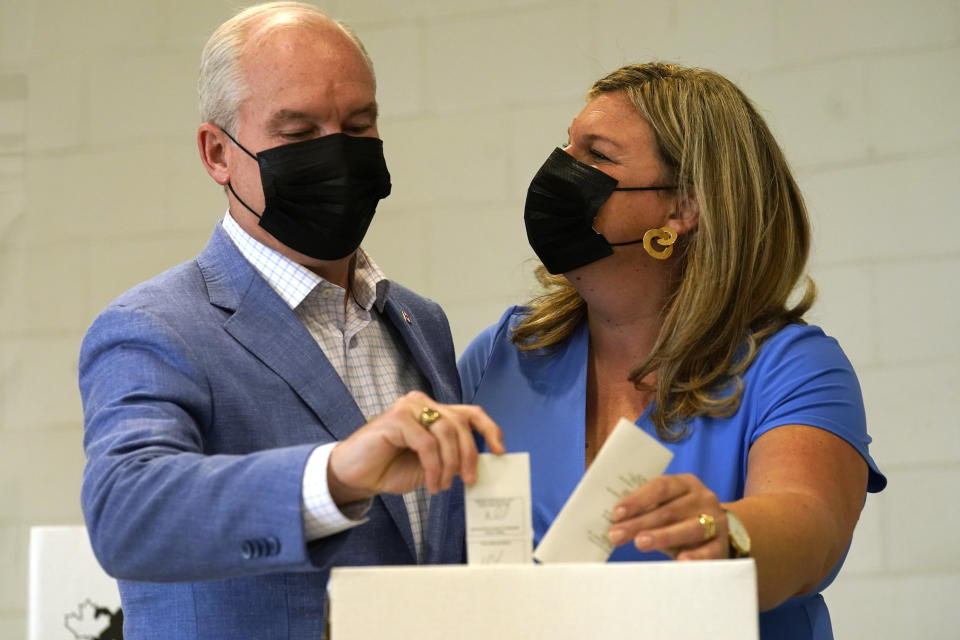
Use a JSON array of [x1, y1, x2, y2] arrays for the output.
[[513, 62, 815, 440]]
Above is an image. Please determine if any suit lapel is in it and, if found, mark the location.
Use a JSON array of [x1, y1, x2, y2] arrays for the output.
[[223, 283, 368, 443], [362, 291, 433, 561], [198, 225, 365, 443], [380, 291, 449, 403], [379, 286, 459, 563], [227, 280, 419, 559], [424, 481, 455, 564], [198, 228, 449, 562]]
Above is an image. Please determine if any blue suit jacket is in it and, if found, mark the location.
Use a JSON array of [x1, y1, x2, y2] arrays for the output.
[[79, 224, 464, 639]]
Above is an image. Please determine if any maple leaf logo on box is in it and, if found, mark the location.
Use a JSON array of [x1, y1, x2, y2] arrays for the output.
[[63, 598, 124, 640]]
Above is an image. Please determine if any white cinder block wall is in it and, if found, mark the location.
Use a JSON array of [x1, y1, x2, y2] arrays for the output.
[[1, 0, 957, 636]]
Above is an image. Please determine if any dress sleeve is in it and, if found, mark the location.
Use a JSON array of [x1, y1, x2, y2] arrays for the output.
[[749, 326, 886, 492], [457, 306, 520, 403]]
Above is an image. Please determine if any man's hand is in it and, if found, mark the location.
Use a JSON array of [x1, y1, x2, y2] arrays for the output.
[[327, 391, 505, 504]]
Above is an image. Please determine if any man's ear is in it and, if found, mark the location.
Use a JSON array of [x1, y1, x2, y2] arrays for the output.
[[197, 123, 231, 186], [667, 192, 699, 237]]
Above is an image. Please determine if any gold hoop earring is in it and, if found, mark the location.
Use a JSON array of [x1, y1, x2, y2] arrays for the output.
[[642, 227, 678, 260]]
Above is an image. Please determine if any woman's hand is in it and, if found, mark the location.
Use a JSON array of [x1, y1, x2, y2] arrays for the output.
[[607, 473, 730, 560]]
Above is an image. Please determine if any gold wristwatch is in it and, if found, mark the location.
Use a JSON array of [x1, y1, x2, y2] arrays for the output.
[[724, 509, 751, 558]]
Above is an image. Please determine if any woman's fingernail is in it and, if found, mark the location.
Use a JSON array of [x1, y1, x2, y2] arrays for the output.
[[613, 507, 626, 520], [608, 529, 625, 544], [635, 534, 652, 549]]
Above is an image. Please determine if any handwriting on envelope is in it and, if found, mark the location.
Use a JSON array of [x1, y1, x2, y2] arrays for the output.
[[534, 418, 674, 563]]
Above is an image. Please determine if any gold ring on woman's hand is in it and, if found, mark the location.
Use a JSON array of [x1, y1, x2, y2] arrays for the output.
[[697, 513, 717, 541], [417, 406, 442, 429]]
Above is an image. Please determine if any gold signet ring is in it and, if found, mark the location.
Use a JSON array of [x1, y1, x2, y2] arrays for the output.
[[417, 406, 442, 429], [697, 513, 717, 541]]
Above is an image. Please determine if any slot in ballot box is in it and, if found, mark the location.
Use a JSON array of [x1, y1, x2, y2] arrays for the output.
[[329, 559, 758, 639]]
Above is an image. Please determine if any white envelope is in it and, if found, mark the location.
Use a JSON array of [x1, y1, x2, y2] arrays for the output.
[[465, 452, 533, 564], [534, 417, 674, 563]]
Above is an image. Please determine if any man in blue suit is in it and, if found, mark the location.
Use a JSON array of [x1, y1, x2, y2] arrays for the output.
[[78, 3, 502, 638]]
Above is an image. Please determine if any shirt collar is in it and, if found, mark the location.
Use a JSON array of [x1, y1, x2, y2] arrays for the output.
[[220, 212, 387, 311]]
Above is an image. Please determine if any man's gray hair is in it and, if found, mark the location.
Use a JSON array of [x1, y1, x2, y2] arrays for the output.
[[198, 1, 375, 135]]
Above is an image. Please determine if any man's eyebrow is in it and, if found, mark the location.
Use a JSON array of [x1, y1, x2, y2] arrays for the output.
[[266, 109, 314, 127], [349, 102, 379, 120], [266, 103, 379, 128]]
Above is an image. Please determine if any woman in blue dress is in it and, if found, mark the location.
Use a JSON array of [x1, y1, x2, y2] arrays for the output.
[[459, 62, 885, 639]]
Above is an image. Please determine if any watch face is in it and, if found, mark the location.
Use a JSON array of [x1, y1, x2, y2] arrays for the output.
[[726, 510, 751, 556]]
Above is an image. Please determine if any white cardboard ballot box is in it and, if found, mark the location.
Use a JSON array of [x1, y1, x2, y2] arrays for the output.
[[329, 559, 758, 639], [28, 526, 123, 640]]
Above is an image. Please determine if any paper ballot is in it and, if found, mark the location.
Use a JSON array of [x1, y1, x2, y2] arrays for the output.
[[534, 417, 674, 563], [465, 452, 533, 564]]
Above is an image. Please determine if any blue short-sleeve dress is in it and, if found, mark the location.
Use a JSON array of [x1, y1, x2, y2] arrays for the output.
[[458, 306, 886, 640]]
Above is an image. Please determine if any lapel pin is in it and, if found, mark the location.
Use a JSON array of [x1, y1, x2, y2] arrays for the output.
[[401, 310, 412, 325]]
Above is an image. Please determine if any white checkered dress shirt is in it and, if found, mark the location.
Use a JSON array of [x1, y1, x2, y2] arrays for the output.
[[222, 213, 432, 559]]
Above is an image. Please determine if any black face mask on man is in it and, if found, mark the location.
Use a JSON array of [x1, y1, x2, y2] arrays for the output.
[[222, 129, 392, 261], [524, 148, 676, 274]]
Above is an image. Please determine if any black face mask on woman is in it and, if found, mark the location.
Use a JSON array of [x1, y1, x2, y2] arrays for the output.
[[222, 129, 392, 261], [524, 148, 675, 274]]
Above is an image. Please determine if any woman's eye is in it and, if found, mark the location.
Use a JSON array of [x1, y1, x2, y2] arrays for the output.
[[281, 131, 311, 140], [589, 148, 610, 161]]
